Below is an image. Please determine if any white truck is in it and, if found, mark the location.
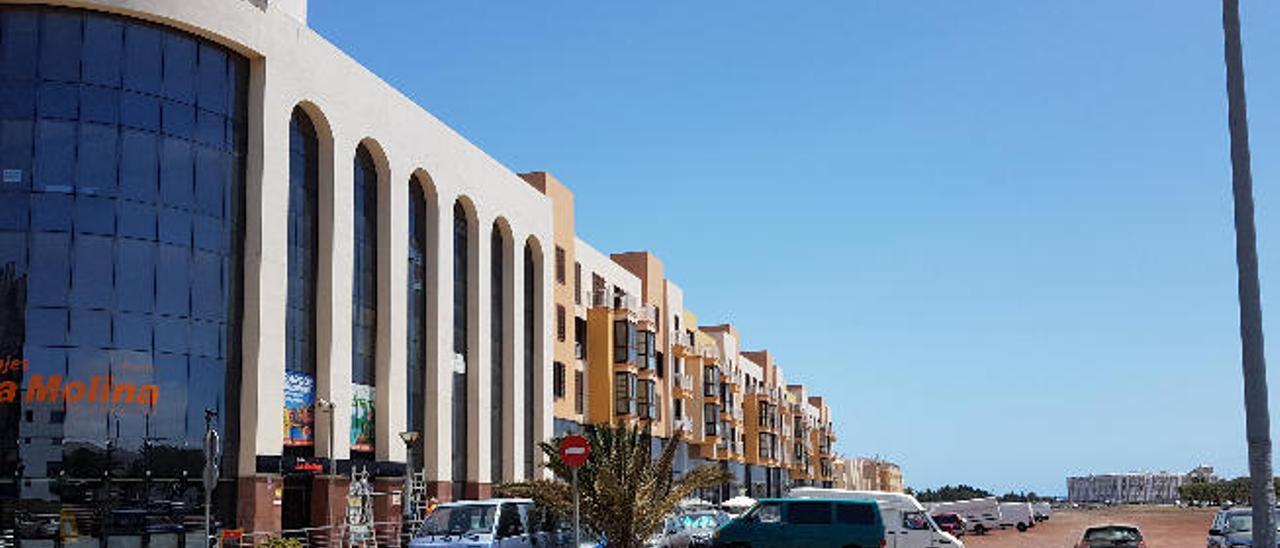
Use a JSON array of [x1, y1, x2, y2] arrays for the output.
[[997, 502, 1035, 532], [789, 487, 964, 548], [926, 498, 1001, 535]]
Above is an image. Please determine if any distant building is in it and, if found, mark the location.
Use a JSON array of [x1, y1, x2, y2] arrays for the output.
[[834, 457, 904, 493], [1067, 466, 1217, 503]]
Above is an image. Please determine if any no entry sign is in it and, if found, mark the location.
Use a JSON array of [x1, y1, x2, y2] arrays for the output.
[[559, 434, 590, 468]]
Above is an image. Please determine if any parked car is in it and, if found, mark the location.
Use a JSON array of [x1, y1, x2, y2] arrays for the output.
[[931, 512, 967, 536], [789, 487, 964, 548], [1075, 524, 1145, 548], [409, 498, 572, 548], [1207, 507, 1280, 548], [712, 498, 885, 548], [651, 510, 731, 547]]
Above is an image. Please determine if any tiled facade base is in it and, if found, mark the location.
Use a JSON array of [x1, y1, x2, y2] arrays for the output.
[[423, 480, 454, 502], [237, 475, 281, 534], [463, 482, 493, 500], [373, 478, 405, 545], [311, 475, 351, 525]]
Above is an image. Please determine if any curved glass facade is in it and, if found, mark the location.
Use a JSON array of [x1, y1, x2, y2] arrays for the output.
[[0, 4, 247, 542]]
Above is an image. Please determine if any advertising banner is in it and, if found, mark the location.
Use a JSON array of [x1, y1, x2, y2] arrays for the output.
[[283, 371, 315, 446], [351, 383, 374, 452]]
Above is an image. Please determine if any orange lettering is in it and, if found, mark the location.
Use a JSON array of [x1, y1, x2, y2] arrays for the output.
[[135, 384, 159, 406], [113, 382, 136, 403], [0, 380, 15, 402], [65, 381, 86, 403], [26, 375, 62, 402]]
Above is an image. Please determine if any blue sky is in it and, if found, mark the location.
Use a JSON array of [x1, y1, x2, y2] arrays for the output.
[[311, 1, 1280, 496]]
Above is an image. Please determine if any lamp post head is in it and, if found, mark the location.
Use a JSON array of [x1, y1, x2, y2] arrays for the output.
[[400, 431, 420, 446], [316, 398, 334, 411]]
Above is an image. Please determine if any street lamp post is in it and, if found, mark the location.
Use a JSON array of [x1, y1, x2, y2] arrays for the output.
[[314, 398, 337, 542], [1221, 1, 1276, 547]]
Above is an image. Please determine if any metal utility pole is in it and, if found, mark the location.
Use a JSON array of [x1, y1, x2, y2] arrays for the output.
[[1222, 1, 1275, 546]]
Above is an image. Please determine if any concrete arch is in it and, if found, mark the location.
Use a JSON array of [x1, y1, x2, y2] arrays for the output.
[[488, 217, 516, 485], [451, 195, 481, 499], [406, 168, 440, 470], [521, 234, 546, 479]]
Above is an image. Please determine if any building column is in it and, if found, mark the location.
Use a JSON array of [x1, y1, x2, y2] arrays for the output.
[[317, 133, 353, 468], [534, 244, 553, 477], [237, 57, 285, 532], [505, 240, 526, 482], [379, 160, 408, 466], [424, 194, 456, 499], [466, 214, 492, 498]]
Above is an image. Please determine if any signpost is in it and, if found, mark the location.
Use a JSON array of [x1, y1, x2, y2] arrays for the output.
[[559, 434, 590, 548]]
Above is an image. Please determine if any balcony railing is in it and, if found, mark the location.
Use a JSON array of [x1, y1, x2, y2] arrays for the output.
[[671, 330, 694, 348], [675, 373, 693, 392], [590, 289, 639, 311], [696, 343, 719, 361]]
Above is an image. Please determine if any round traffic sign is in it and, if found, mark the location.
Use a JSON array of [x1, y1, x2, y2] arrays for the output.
[[559, 434, 590, 468]]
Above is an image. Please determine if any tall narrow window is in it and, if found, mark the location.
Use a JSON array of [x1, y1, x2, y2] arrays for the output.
[[555, 246, 565, 284], [407, 179, 427, 465], [574, 262, 582, 305], [574, 370, 584, 414], [557, 305, 566, 342], [452, 202, 469, 499], [351, 145, 378, 457], [553, 362, 565, 399], [285, 108, 319, 456], [523, 242, 537, 478], [490, 223, 505, 484]]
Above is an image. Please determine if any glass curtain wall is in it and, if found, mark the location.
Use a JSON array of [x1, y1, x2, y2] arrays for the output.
[[0, 6, 248, 542]]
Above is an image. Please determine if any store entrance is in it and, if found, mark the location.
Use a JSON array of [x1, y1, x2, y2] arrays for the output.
[[281, 474, 313, 537]]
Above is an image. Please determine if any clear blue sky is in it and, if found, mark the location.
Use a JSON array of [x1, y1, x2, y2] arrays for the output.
[[310, 1, 1280, 496]]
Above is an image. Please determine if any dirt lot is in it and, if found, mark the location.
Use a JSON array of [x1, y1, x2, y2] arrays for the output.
[[959, 506, 1215, 548]]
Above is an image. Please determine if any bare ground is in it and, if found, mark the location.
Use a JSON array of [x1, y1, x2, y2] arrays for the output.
[[958, 506, 1215, 548]]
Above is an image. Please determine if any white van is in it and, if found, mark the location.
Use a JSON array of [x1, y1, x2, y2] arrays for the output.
[[997, 502, 1035, 532], [789, 487, 964, 548], [407, 498, 571, 547], [926, 498, 1000, 535], [1032, 502, 1051, 522]]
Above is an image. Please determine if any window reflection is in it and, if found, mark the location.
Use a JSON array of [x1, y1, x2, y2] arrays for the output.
[[0, 5, 247, 541]]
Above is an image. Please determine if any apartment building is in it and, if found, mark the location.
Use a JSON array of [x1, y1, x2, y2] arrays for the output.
[[1067, 467, 1215, 503], [834, 457, 905, 493]]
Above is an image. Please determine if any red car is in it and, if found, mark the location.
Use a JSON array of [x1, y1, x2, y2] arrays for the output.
[[931, 513, 967, 536]]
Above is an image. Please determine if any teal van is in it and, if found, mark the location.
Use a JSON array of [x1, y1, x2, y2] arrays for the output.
[[713, 498, 886, 548]]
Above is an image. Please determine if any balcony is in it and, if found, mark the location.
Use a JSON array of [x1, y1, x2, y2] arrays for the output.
[[673, 417, 693, 434], [674, 373, 694, 395], [696, 343, 720, 361], [671, 330, 694, 350]]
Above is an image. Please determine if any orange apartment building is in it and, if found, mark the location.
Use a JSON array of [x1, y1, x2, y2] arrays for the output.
[[523, 171, 841, 499]]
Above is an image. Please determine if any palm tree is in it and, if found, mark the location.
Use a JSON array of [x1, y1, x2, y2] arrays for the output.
[[497, 423, 733, 548]]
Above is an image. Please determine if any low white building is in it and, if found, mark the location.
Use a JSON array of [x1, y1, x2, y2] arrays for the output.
[[1067, 466, 1216, 503]]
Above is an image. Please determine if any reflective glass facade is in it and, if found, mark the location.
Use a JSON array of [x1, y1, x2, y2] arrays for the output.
[[489, 224, 503, 484], [406, 179, 426, 465], [450, 202, 468, 500], [0, 4, 247, 542], [350, 145, 376, 457]]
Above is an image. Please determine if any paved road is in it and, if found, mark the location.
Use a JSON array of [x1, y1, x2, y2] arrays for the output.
[[960, 506, 1215, 548]]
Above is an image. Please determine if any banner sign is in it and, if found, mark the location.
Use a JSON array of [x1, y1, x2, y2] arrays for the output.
[[283, 371, 315, 446], [351, 383, 374, 452]]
